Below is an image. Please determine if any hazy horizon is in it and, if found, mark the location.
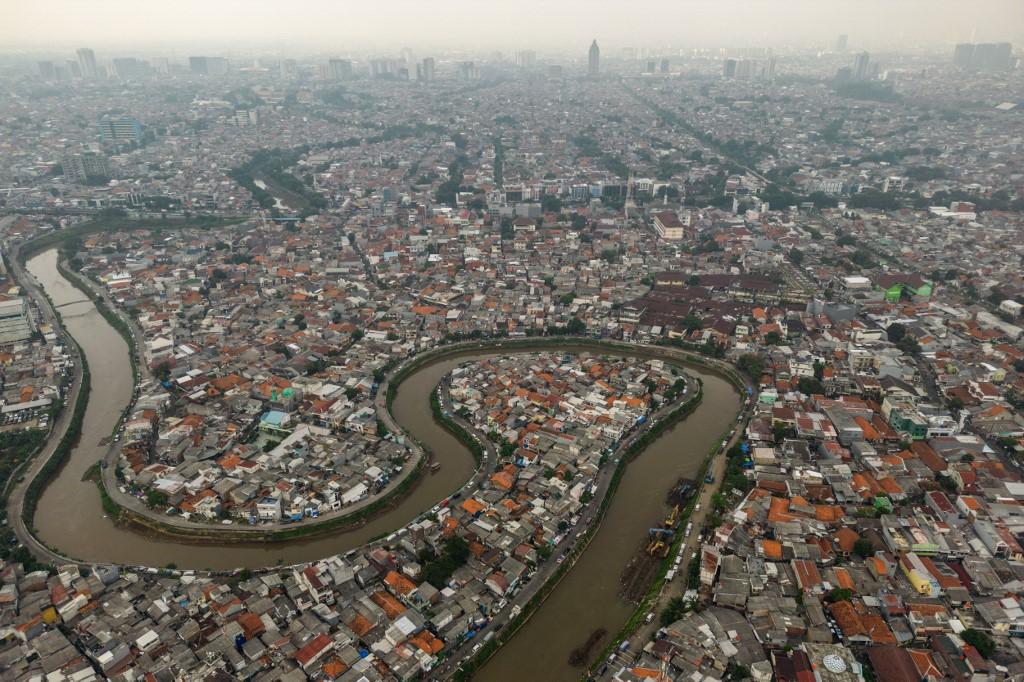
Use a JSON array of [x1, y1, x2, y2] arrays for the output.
[[3, 0, 1023, 55]]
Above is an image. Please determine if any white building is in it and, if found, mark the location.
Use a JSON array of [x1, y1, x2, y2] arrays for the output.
[[0, 298, 31, 345]]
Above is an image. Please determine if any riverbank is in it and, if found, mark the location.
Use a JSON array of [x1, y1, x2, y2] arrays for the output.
[[450, 380, 708, 681], [17, 240, 439, 548], [11, 263, 736, 571], [56, 336, 716, 547], [9, 244, 749, 682], [1, 242, 94, 568]]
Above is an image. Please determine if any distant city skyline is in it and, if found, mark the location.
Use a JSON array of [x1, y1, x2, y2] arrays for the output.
[[2, 0, 1022, 52]]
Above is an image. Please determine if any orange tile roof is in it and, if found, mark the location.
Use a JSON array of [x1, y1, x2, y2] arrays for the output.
[[863, 612, 897, 645], [490, 470, 515, 490], [768, 497, 796, 523], [408, 629, 445, 655], [383, 570, 417, 596], [834, 567, 856, 591], [370, 590, 407, 619], [761, 539, 783, 560], [878, 477, 903, 495], [835, 527, 860, 554], [349, 613, 374, 637], [814, 505, 844, 523], [792, 559, 822, 591]]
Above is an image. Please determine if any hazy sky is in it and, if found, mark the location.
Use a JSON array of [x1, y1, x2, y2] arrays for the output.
[[3, 0, 1023, 53]]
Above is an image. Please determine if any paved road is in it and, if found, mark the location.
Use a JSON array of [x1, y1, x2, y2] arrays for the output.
[[434, 371, 705, 680], [604, 393, 755, 673], [2, 237, 88, 567]]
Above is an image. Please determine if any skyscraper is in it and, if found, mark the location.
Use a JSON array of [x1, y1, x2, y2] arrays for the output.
[[420, 57, 436, 82], [327, 59, 352, 80], [515, 51, 536, 68], [853, 52, 870, 81], [113, 57, 148, 80], [835, 34, 848, 52], [953, 43, 1014, 70], [77, 48, 98, 78], [189, 56, 229, 76], [588, 40, 600, 76], [722, 59, 737, 79]]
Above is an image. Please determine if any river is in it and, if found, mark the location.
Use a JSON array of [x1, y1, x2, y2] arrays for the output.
[[26, 249, 739, 680], [26, 250, 475, 569]]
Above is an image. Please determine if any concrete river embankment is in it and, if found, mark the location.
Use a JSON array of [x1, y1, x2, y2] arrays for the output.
[[25, 248, 740, 679]]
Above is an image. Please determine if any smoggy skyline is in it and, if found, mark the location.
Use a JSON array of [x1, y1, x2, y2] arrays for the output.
[[3, 0, 1023, 54]]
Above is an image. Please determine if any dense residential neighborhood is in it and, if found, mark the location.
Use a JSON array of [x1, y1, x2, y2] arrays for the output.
[[1, 34, 1024, 682]]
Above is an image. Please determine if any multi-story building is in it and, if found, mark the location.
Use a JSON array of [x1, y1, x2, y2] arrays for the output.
[[188, 56, 228, 75], [327, 58, 352, 80], [76, 47, 98, 78], [853, 52, 871, 81], [98, 115, 142, 143], [0, 298, 31, 345], [417, 57, 435, 82], [653, 211, 686, 240], [62, 152, 110, 184]]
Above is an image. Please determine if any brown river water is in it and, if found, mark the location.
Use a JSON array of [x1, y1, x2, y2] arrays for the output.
[[27, 248, 740, 680]]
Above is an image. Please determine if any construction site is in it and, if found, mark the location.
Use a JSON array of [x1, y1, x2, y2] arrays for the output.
[[618, 478, 695, 603]]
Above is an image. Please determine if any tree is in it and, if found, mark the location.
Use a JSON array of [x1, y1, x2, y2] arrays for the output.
[[887, 323, 906, 343], [306, 358, 327, 375], [962, 628, 996, 659], [853, 538, 874, 558], [938, 474, 958, 493], [146, 490, 168, 508], [897, 336, 921, 356], [154, 361, 172, 382], [737, 354, 764, 380], [421, 535, 470, 587], [773, 423, 796, 443], [566, 317, 586, 335], [825, 587, 854, 603], [681, 313, 702, 331], [541, 194, 562, 213], [660, 596, 689, 627], [788, 247, 804, 266], [797, 376, 825, 395]]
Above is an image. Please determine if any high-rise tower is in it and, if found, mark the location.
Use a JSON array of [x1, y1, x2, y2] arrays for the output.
[[77, 48, 98, 78], [588, 40, 600, 76]]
